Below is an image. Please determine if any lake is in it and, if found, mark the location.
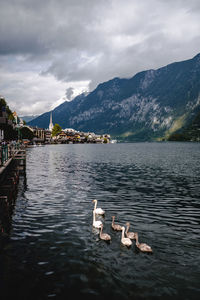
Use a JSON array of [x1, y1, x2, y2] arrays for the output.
[[0, 142, 200, 300]]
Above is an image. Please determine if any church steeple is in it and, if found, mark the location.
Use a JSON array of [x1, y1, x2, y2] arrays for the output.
[[49, 111, 53, 131]]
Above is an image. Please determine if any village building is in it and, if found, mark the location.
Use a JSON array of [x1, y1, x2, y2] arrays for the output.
[[13, 111, 24, 127], [32, 127, 45, 142], [45, 130, 52, 143]]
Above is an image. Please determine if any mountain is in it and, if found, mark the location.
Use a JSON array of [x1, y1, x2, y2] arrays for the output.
[[20, 115, 39, 123], [28, 53, 200, 141]]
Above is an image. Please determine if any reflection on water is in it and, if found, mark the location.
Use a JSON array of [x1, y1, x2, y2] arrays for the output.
[[0, 143, 200, 300]]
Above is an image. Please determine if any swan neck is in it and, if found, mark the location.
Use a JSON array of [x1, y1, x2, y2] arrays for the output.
[[135, 234, 139, 245], [94, 201, 97, 210], [121, 228, 125, 239], [100, 226, 103, 236], [93, 211, 96, 223]]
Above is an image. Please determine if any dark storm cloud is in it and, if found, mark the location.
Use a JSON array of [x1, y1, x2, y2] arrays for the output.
[[0, 0, 200, 114], [0, 0, 108, 55]]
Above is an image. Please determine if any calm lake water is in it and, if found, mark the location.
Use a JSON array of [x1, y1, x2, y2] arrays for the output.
[[0, 143, 200, 300]]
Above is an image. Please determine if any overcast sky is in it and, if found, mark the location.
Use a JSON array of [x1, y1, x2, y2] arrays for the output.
[[1, 0, 200, 116]]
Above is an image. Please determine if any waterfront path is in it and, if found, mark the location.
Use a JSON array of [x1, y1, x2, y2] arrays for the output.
[[0, 143, 26, 180]]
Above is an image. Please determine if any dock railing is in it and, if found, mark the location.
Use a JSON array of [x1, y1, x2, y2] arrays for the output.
[[0, 142, 24, 166]]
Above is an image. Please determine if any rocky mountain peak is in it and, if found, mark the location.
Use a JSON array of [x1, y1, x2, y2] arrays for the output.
[[29, 53, 200, 141]]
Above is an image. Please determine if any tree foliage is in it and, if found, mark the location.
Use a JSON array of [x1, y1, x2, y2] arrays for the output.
[[52, 123, 62, 137], [0, 97, 14, 120]]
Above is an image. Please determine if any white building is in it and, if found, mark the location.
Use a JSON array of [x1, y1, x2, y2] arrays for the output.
[[49, 112, 54, 131]]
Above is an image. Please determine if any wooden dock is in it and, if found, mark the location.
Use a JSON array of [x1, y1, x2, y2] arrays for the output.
[[0, 144, 26, 230], [12, 148, 26, 172], [0, 144, 26, 179]]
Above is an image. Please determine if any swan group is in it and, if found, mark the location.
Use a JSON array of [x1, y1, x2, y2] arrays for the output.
[[92, 199, 153, 252]]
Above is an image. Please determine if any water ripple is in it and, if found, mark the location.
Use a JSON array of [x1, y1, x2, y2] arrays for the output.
[[1, 143, 200, 300]]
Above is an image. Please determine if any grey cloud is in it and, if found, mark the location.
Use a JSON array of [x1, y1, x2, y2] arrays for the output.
[[65, 87, 74, 100], [1, 0, 200, 115], [0, 0, 108, 55]]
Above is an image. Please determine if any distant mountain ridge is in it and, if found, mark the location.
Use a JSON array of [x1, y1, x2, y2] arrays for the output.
[[28, 53, 200, 141], [20, 115, 39, 123]]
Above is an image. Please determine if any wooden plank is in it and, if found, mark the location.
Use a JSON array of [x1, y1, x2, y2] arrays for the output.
[[0, 158, 13, 176]]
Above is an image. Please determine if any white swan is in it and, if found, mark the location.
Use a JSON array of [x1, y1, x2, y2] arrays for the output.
[[121, 226, 132, 247], [92, 210, 102, 229], [125, 222, 137, 240], [135, 232, 153, 253], [92, 199, 105, 215], [99, 224, 111, 241]]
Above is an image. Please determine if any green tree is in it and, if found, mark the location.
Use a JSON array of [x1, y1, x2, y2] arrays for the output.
[[52, 123, 62, 137], [0, 97, 14, 120]]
